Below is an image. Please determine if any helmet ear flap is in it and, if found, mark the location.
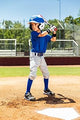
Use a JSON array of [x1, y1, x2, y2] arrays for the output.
[[29, 24, 32, 30], [38, 24, 41, 29], [38, 23, 45, 30]]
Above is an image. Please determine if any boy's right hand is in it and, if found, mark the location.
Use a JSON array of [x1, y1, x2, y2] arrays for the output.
[[50, 25, 57, 32]]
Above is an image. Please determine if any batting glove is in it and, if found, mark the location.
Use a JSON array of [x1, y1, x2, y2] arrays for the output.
[[50, 25, 57, 32]]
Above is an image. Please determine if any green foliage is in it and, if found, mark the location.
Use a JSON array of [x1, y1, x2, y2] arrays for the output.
[[64, 16, 74, 24], [74, 17, 80, 25], [0, 15, 80, 51], [0, 29, 4, 38], [0, 20, 31, 53], [2, 20, 13, 29]]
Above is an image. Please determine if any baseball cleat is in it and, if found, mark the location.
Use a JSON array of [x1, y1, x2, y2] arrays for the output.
[[24, 92, 35, 101], [43, 89, 55, 96]]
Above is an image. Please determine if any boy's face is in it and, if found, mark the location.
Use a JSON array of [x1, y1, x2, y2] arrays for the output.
[[31, 23, 39, 31]]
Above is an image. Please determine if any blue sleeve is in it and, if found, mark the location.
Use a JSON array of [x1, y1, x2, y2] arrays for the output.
[[45, 34, 52, 42], [31, 31, 39, 40]]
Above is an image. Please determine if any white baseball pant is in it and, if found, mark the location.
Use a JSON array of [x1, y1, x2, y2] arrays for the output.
[[29, 52, 49, 80]]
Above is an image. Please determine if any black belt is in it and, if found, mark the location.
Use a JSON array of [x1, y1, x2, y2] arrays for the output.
[[35, 53, 43, 56]]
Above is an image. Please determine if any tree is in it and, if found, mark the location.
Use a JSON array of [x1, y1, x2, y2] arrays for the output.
[[64, 16, 74, 24], [74, 17, 80, 25], [2, 20, 13, 29]]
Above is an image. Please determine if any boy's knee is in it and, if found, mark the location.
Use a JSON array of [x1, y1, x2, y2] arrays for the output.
[[29, 75, 36, 80], [43, 72, 49, 79]]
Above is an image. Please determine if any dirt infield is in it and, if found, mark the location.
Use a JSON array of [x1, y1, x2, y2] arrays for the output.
[[0, 76, 80, 120]]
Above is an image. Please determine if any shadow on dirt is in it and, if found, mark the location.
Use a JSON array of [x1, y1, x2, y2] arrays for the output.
[[36, 93, 76, 104], [2, 93, 76, 109]]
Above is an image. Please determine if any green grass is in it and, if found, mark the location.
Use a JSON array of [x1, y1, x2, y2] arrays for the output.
[[0, 66, 80, 77]]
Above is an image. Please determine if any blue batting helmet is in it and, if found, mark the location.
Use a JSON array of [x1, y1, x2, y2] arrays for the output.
[[29, 15, 44, 23]]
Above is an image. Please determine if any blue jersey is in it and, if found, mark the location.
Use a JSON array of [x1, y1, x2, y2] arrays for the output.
[[31, 31, 51, 53]]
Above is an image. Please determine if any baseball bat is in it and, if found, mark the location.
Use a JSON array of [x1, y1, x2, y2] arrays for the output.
[[40, 15, 57, 31]]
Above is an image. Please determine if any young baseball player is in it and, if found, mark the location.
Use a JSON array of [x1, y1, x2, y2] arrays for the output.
[[24, 15, 57, 101]]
